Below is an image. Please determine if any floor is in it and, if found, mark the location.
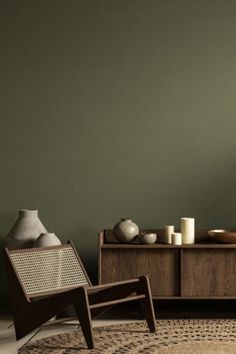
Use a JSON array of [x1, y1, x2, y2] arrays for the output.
[[1, 301, 236, 354], [0, 306, 142, 354]]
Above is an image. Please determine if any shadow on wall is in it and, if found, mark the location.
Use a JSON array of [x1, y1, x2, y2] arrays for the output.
[[69, 224, 99, 285], [0, 211, 14, 314], [0, 239, 9, 314]]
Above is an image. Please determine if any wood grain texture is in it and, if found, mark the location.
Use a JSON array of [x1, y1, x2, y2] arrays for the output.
[[101, 248, 180, 297], [182, 249, 236, 297], [99, 231, 236, 299]]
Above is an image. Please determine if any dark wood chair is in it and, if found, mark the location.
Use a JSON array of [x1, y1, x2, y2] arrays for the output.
[[4, 241, 156, 349]]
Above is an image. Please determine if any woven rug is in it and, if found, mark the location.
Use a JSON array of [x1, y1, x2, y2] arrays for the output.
[[19, 319, 236, 353]]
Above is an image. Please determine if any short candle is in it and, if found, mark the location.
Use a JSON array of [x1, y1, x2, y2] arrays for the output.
[[172, 232, 182, 245]]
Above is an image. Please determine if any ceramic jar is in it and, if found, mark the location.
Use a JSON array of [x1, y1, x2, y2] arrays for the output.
[[5, 209, 47, 249], [113, 218, 139, 243], [34, 232, 61, 247]]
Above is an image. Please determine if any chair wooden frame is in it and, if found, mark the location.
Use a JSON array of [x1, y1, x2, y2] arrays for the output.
[[4, 241, 156, 349]]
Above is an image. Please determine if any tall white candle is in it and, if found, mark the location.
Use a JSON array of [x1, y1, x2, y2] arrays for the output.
[[181, 217, 195, 244], [165, 225, 175, 244], [172, 232, 182, 245]]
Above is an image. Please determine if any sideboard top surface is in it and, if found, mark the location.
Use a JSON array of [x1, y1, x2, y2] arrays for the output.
[[101, 243, 236, 248], [99, 229, 236, 248]]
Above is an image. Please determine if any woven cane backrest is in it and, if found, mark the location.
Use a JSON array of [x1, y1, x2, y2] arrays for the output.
[[8, 243, 90, 297]]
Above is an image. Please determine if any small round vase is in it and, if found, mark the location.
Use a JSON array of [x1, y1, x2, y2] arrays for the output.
[[34, 232, 61, 247], [113, 218, 139, 243], [5, 209, 47, 249]]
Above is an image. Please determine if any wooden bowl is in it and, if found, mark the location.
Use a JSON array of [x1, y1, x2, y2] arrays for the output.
[[208, 229, 236, 243]]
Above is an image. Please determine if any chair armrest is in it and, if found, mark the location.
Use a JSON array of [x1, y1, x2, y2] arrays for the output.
[[86, 278, 140, 293]]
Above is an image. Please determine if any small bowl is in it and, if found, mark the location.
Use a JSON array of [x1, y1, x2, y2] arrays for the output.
[[139, 233, 157, 244], [208, 229, 227, 237], [208, 229, 236, 243]]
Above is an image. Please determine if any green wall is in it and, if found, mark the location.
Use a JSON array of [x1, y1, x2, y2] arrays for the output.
[[1, 0, 236, 311]]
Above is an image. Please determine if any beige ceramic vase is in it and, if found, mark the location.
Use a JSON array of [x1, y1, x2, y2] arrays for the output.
[[113, 218, 139, 243], [5, 209, 47, 249], [34, 232, 61, 247]]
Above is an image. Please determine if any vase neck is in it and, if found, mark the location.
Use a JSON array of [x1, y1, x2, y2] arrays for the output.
[[19, 209, 38, 217]]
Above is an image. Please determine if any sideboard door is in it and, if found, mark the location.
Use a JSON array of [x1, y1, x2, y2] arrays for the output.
[[101, 248, 180, 297], [181, 249, 236, 297]]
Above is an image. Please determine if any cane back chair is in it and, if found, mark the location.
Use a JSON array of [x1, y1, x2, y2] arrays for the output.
[[4, 241, 156, 349]]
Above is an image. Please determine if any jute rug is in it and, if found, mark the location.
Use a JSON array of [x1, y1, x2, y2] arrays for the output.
[[19, 319, 236, 353]]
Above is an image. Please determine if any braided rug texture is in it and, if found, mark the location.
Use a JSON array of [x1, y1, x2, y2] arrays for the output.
[[19, 319, 236, 354]]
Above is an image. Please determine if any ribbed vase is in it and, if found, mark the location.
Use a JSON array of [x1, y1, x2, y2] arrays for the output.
[[5, 209, 47, 249]]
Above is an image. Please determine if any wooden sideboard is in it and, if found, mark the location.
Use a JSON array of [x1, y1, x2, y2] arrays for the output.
[[98, 229, 236, 299]]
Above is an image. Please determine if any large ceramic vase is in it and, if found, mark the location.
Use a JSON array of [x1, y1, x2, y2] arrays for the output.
[[113, 218, 139, 243], [5, 209, 47, 249]]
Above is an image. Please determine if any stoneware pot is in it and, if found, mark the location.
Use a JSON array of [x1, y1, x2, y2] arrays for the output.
[[139, 233, 157, 244], [5, 209, 47, 249], [34, 232, 61, 247], [113, 218, 139, 243]]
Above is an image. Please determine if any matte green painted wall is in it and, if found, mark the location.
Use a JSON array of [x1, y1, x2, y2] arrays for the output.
[[1, 0, 236, 311]]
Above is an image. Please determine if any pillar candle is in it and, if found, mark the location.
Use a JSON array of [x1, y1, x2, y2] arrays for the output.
[[181, 217, 195, 244], [172, 232, 182, 245], [165, 225, 175, 244]]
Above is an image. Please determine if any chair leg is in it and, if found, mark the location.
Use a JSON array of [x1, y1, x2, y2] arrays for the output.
[[139, 276, 157, 333], [73, 287, 95, 349]]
